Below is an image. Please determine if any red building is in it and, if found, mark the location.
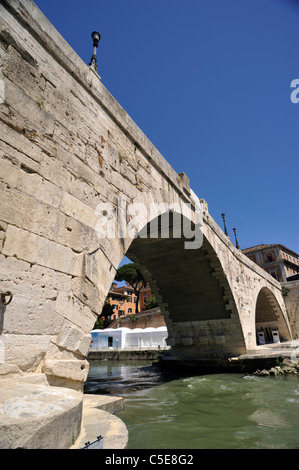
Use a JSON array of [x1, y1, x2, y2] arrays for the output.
[[108, 282, 154, 321]]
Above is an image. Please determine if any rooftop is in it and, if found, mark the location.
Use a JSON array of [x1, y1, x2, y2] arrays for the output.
[[242, 244, 299, 258]]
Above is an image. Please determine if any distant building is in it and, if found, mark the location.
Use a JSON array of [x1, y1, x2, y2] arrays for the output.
[[108, 282, 136, 320], [90, 326, 168, 350], [108, 282, 154, 321], [139, 283, 153, 312], [242, 244, 299, 282]]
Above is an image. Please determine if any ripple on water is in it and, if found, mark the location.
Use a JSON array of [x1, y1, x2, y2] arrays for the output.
[[85, 363, 299, 449]]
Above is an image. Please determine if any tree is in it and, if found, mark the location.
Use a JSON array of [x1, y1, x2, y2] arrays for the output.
[[93, 297, 114, 329], [145, 295, 158, 310], [114, 263, 146, 313]]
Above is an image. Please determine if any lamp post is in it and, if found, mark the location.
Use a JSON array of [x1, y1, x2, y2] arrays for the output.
[[221, 213, 229, 237], [89, 31, 101, 72], [233, 227, 240, 249]]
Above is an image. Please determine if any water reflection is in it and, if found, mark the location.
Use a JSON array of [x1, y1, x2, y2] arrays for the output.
[[84, 360, 177, 396]]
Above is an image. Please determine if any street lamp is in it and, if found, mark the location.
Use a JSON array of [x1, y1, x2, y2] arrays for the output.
[[221, 213, 229, 237], [89, 31, 101, 72], [233, 227, 240, 249]]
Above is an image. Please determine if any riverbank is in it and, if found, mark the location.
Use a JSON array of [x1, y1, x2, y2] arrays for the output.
[[87, 341, 299, 375], [253, 357, 299, 377]]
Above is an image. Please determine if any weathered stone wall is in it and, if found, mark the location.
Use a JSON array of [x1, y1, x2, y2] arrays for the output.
[[282, 281, 299, 339], [200, 215, 291, 353], [0, 0, 196, 388], [0, 0, 292, 387], [111, 308, 166, 330]]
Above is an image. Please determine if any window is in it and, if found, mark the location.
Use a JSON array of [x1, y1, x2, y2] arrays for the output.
[[112, 304, 118, 310], [128, 308, 132, 313], [119, 310, 124, 317], [270, 270, 279, 280]]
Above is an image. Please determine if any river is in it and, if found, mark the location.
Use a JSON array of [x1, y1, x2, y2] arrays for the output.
[[84, 360, 299, 449]]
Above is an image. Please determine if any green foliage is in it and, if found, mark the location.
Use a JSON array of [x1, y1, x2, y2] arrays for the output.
[[115, 263, 146, 313], [93, 317, 104, 329], [145, 295, 158, 310], [115, 263, 145, 287], [281, 286, 290, 297], [275, 356, 283, 367], [93, 298, 114, 329]]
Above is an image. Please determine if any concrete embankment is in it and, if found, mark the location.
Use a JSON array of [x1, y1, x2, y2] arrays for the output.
[[88, 348, 167, 361], [88, 343, 299, 374], [157, 341, 299, 375], [71, 394, 128, 449]]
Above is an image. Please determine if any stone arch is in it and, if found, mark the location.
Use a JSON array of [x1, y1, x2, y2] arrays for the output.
[[255, 287, 291, 345], [90, 187, 199, 316], [125, 210, 247, 360]]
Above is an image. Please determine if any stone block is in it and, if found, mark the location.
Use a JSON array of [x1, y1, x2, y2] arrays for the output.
[[215, 335, 226, 344], [59, 191, 99, 230], [43, 359, 89, 383], [2, 225, 83, 276], [2, 294, 62, 335], [17, 169, 62, 209], [54, 291, 96, 334], [56, 321, 91, 357], [0, 157, 20, 187], [4, 78, 55, 136], [71, 276, 102, 314], [0, 363, 23, 378], [2, 334, 52, 373]]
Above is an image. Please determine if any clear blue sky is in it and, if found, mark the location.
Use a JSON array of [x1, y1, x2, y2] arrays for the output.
[[35, 0, 299, 254]]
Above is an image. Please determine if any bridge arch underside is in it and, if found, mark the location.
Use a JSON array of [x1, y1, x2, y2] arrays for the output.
[[126, 215, 247, 362], [255, 287, 291, 346]]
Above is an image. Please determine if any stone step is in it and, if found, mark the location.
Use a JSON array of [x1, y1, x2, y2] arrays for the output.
[[0, 380, 83, 449]]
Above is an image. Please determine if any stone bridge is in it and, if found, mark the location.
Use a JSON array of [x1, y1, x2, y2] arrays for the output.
[[0, 0, 292, 391]]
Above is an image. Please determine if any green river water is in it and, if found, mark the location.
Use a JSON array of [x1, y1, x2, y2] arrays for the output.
[[84, 360, 299, 450]]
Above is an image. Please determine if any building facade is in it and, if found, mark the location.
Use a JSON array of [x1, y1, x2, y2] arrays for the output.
[[242, 244, 299, 283], [108, 282, 154, 321]]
